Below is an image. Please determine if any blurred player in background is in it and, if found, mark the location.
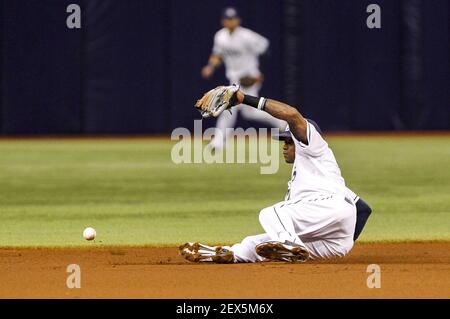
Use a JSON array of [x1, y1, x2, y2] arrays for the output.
[[201, 7, 286, 150]]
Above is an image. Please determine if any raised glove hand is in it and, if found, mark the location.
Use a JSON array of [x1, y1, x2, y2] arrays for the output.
[[194, 84, 240, 118]]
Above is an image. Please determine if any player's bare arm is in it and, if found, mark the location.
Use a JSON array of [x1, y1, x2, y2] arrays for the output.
[[195, 85, 307, 144], [201, 54, 222, 79], [235, 90, 308, 144]]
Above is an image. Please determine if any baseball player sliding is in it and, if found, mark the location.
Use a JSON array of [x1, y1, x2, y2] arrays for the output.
[[180, 85, 372, 263], [201, 7, 286, 151]]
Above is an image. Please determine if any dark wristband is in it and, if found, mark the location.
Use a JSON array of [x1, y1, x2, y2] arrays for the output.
[[243, 95, 267, 110], [243, 95, 259, 107]]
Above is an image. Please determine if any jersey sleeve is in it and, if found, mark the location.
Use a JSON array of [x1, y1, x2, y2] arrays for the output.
[[292, 121, 328, 157], [212, 32, 224, 57], [246, 30, 269, 55]]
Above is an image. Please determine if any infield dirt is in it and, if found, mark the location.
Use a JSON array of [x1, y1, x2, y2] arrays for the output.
[[1, 242, 449, 298]]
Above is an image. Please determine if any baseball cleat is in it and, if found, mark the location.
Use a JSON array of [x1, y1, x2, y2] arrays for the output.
[[255, 240, 310, 262], [179, 242, 235, 264]]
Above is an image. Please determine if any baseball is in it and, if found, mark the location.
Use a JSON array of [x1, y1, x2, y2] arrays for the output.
[[83, 227, 96, 241]]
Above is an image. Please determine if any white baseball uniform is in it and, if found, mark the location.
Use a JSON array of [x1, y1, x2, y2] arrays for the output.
[[229, 122, 357, 261], [209, 26, 286, 149]]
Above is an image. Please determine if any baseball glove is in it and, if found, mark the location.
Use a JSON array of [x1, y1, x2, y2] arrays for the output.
[[239, 76, 258, 88], [194, 84, 240, 118]]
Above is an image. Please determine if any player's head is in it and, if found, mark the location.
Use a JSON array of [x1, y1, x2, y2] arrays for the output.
[[221, 7, 241, 31], [282, 136, 296, 163], [276, 127, 295, 164], [275, 119, 323, 164]]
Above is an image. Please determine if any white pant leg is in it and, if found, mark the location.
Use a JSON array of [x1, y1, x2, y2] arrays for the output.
[[259, 205, 305, 246], [229, 233, 270, 263], [302, 239, 353, 260], [209, 108, 239, 149], [260, 194, 357, 259]]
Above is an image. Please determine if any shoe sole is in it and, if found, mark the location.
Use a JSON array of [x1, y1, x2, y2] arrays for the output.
[[256, 242, 309, 262], [179, 242, 234, 263]]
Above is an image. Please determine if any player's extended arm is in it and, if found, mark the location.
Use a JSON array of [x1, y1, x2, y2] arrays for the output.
[[201, 54, 222, 79], [235, 90, 308, 144]]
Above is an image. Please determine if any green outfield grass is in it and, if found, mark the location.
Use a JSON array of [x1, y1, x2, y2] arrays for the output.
[[0, 135, 449, 247]]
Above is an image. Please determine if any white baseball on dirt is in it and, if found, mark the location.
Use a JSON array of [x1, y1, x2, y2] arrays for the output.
[[83, 227, 96, 241]]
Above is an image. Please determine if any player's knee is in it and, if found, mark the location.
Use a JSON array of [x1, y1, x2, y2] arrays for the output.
[[241, 236, 254, 246], [258, 207, 272, 226], [241, 235, 263, 247], [241, 236, 252, 245]]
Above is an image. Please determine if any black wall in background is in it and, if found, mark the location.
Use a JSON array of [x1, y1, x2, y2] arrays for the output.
[[2, 0, 82, 134], [285, 0, 449, 131], [0, 0, 448, 134], [81, 0, 168, 134], [285, 0, 403, 131]]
